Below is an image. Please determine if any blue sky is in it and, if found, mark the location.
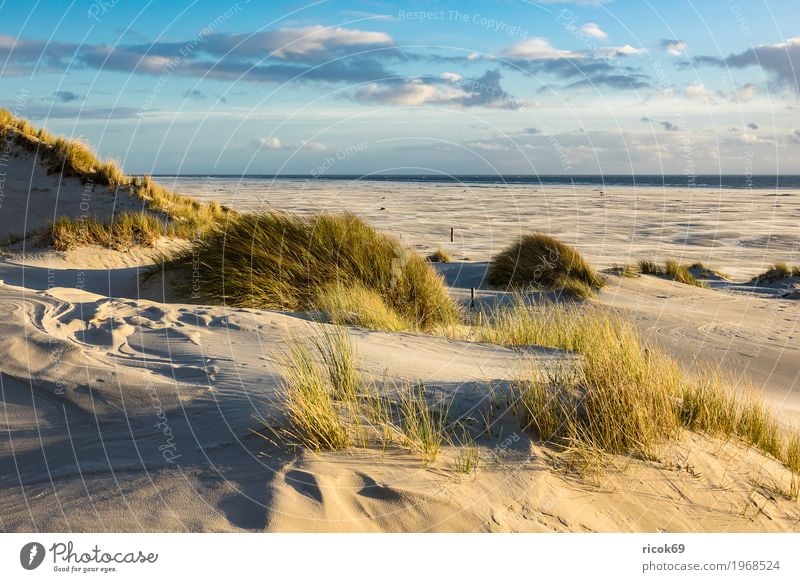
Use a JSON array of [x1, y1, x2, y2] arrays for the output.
[[1, 0, 799, 174]]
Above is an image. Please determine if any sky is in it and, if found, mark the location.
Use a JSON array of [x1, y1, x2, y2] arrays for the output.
[[1, 0, 799, 175]]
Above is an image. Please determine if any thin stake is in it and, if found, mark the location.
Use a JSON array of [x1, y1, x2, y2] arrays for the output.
[[450, 227, 454, 242]]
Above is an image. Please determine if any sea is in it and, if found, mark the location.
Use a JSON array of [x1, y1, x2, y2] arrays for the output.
[[156, 174, 800, 190]]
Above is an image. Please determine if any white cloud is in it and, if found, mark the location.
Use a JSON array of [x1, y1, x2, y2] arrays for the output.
[[355, 70, 521, 109], [598, 44, 647, 58], [685, 82, 715, 100], [504, 37, 583, 60], [660, 39, 687, 57], [740, 133, 774, 145], [264, 25, 394, 58], [581, 23, 608, 41], [255, 137, 284, 149], [731, 83, 758, 102], [252, 136, 327, 151], [356, 80, 469, 106]]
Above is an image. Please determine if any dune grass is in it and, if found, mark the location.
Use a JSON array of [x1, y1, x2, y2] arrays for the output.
[[459, 299, 799, 487], [637, 259, 663, 275], [315, 284, 411, 331], [165, 211, 461, 330], [42, 213, 172, 251], [606, 263, 640, 278], [396, 384, 449, 463], [638, 258, 705, 287], [273, 329, 455, 463], [1, 107, 232, 248], [426, 249, 452, 263], [665, 259, 705, 287], [280, 340, 352, 451], [754, 262, 800, 284], [487, 234, 605, 299], [1, 108, 130, 188]]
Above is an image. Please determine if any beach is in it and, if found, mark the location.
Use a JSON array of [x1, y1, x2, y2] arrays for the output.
[[1, 165, 799, 531]]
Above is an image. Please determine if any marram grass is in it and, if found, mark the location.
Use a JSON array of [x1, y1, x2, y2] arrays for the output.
[[487, 233, 605, 299], [462, 300, 800, 488], [165, 211, 461, 330], [1, 107, 232, 249]]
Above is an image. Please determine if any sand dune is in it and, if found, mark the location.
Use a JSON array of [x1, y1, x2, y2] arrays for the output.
[[0, 147, 145, 243], [2, 153, 800, 531], [1, 268, 799, 532]]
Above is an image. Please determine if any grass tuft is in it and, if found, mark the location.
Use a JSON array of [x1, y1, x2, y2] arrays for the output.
[[754, 263, 800, 284], [487, 233, 605, 297], [281, 341, 351, 451], [637, 259, 664, 275], [456, 299, 800, 484], [396, 384, 448, 463], [315, 284, 411, 331], [607, 263, 640, 278], [164, 212, 461, 330], [638, 259, 705, 287], [665, 259, 705, 287], [426, 249, 452, 263]]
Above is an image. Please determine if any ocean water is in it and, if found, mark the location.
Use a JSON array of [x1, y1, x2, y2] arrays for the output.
[[156, 174, 800, 190]]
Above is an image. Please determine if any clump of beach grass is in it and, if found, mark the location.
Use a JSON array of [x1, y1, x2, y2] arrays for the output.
[[280, 340, 352, 451], [426, 249, 451, 263], [42, 213, 172, 251], [396, 384, 448, 463], [665, 259, 705, 287], [637, 259, 663, 275], [315, 284, 411, 331], [509, 306, 682, 460], [606, 263, 640, 278], [269, 330, 465, 463], [637, 258, 705, 287], [486, 233, 605, 299], [753, 262, 800, 284], [165, 212, 461, 330], [466, 299, 800, 487]]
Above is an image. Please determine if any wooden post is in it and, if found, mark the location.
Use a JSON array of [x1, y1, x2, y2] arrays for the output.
[[470, 287, 476, 310], [450, 227, 454, 242]]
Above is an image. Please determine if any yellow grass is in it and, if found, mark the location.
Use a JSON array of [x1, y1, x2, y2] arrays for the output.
[[1, 107, 233, 249]]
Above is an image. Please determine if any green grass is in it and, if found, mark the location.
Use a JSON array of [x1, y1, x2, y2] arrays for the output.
[[280, 340, 352, 451], [311, 327, 361, 402], [487, 233, 605, 298], [164, 211, 461, 330], [396, 384, 448, 463], [456, 300, 800, 486]]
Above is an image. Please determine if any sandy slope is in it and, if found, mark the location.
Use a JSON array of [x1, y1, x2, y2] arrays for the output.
[[1, 268, 798, 532], [0, 240, 798, 531], [1, 170, 800, 531], [0, 147, 145, 242]]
